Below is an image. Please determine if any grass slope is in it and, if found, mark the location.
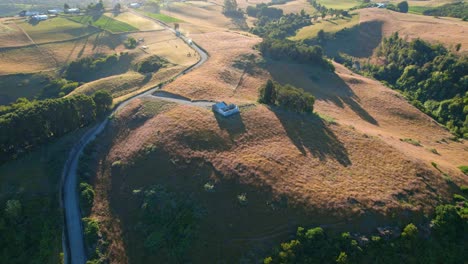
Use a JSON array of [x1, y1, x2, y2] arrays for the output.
[[316, 0, 361, 9], [138, 11, 183, 23], [16, 17, 96, 43], [0, 73, 51, 105], [103, 12, 164, 31], [67, 14, 138, 33], [292, 13, 359, 40]]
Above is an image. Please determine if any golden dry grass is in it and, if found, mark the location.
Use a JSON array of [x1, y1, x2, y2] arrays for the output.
[[163, 31, 265, 102], [161, 2, 236, 33], [104, 12, 164, 31], [0, 18, 31, 48], [0, 46, 56, 75], [359, 8, 468, 52], [270, 0, 316, 15]]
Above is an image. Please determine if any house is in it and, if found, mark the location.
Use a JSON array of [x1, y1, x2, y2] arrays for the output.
[[212, 102, 240, 117], [31, 15, 49, 21]]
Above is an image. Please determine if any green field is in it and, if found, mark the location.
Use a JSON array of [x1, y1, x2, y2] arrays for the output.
[[140, 12, 183, 23], [67, 14, 138, 33], [0, 73, 52, 105], [316, 0, 361, 9], [408, 6, 432, 14], [17, 17, 96, 43], [292, 13, 360, 40]]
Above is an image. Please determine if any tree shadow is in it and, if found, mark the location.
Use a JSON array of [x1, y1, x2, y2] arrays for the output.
[[306, 20, 384, 58], [214, 112, 246, 140], [266, 62, 379, 125], [272, 108, 351, 166]]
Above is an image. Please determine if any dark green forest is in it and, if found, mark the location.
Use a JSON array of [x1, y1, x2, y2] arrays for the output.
[[422, 2, 468, 20], [363, 33, 468, 138], [251, 10, 334, 71], [264, 195, 468, 264], [0, 91, 112, 162]]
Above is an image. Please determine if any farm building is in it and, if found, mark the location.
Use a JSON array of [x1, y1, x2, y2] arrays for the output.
[[31, 15, 49, 21], [129, 3, 142, 8], [212, 102, 240, 117], [65, 8, 80, 14], [19, 11, 40, 17]]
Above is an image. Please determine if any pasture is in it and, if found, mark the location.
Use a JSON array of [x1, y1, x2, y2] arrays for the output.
[[138, 11, 183, 23], [292, 13, 360, 40], [103, 12, 164, 31], [16, 17, 97, 43], [315, 0, 360, 9], [67, 14, 138, 33]]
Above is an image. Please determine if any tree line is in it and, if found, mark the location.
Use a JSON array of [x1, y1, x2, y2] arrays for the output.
[[0, 91, 112, 162], [65, 52, 131, 82], [423, 2, 468, 20], [264, 195, 468, 263], [362, 33, 468, 138], [259, 79, 315, 113]]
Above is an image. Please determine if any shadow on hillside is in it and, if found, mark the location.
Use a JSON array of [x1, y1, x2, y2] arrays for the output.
[[266, 63, 379, 125], [306, 20, 384, 58], [272, 109, 351, 166], [214, 112, 246, 140]]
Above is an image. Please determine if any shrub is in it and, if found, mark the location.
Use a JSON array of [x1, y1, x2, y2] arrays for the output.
[[137, 56, 168, 73], [458, 166, 468, 175], [237, 193, 248, 205], [259, 80, 315, 113], [124, 37, 137, 49]]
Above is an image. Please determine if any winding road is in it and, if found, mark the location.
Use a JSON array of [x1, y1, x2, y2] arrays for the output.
[[61, 13, 209, 264]]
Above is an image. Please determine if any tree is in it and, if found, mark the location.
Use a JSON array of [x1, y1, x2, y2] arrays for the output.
[[397, 1, 409, 13], [260, 79, 276, 104], [64, 3, 70, 10], [114, 3, 121, 13], [455, 43, 462, 52], [4, 200, 22, 221], [336, 252, 349, 264], [92, 90, 113, 116]]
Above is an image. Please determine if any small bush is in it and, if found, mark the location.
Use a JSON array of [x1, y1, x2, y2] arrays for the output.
[[124, 37, 137, 49], [458, 166, 468, 175], [237, 193, 248, 205], [203, 182, 215, 192], [400, 138, 421, 146], [136, 56, 168, 73]]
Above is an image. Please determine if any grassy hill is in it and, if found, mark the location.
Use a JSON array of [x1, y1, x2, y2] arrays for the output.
[[66, 14, 138, 33], [292, 13, 359, 40], [16, 17, 98, 43]]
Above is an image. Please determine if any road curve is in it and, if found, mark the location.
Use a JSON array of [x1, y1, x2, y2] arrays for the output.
[[61, 14, 209, 264]]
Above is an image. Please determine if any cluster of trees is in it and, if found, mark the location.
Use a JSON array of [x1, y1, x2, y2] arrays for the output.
[[38, 77, 79, 99], [308, 0, 349, 19], [65, 53, 130, 82], [133, 185, 201, 262], [423, 2, 468, 20], [251, 11, 311, 39], [0, 91, 112, 162], [363, 33, 468, 137], [387, 1, 409, 13], [136, 55, 168, 73], [259, 80, 315, 113], [0, 197, 63, 263], [264, 196, 468, 263], [124, 36, 137, 49], [258, 39, 334, 70], [223, 0, 243, 17], [87, 0, 104, 13], [246, 4, 283, 19]]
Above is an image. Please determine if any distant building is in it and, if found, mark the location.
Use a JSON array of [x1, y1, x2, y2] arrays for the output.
[[212, 102, 240, 117], [19, 11, 40, 17], [376, 3, 387, 8], [65, 8, 80, 14], [31, 15, 49, 21], [47, 9, 60, 14], [129, 3, 142, 8]]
